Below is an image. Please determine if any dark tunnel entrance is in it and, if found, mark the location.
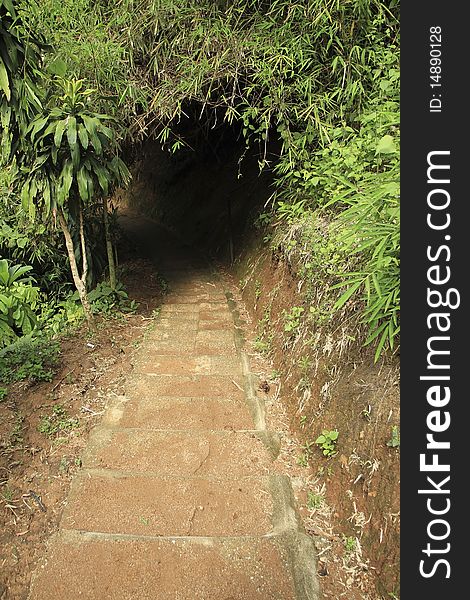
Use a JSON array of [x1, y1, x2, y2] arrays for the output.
[[116, 118, 278, 265]]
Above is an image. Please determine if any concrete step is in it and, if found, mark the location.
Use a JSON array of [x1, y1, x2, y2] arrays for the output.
[[124, 374, 246, 401], [82, 429, 280, 477], [61, 473, 281, 537], [29, 531, 299, 600], [133, 355, 242, 377], [111, 396, 253, 431], [164, 293, 228, 304], [160, 301, 230, 314]]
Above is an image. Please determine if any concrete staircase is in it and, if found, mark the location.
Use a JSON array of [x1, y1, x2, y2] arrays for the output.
[[28, 234, 319, 599]]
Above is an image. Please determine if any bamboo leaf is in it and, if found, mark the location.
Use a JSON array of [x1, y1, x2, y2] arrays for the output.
[[0, 58, 10, 100], [333, 279, 363, 310]]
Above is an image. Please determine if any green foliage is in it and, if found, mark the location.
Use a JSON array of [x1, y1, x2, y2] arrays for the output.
[[20, 78, 130, 219], [283, 306, 304, 334], [0, 334, 60, 383], [1, 166, 72, 295], [37, 404, 79, 438], [272, 41, 399, 360], [0, 258, 39, 345], [2, 1, 399, 361], [86, 281, 137, 315], [387, 425, 400, 448], [38, 293, 84, 336], [307, 491, 323, 510], [22, 0, 399, 146], [1, 0, 45, 164], [18, 0, 144, 120], [332, 184, 399, 362], [315, 429, 339, 457]]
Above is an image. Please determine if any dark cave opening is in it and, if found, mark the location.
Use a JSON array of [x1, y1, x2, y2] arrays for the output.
[[118, 116, 279, 264]]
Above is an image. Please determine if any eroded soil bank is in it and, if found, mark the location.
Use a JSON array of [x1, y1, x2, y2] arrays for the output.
[[232, 238, 400, 598]]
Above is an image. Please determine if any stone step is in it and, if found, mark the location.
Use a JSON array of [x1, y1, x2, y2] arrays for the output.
[[124, 374, 245, 400], [133, 355, 242, 377], [61, 472, 280, 537], [111, 396, 253, 430], [82, 429, 279, 477], [164, 293, 228, 304], [28, 531, 298, 600], [160, 301, 230, 314]]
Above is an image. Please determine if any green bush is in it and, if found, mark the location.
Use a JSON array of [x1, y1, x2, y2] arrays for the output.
[[272, 42, 399, 361], [0, 258, 39, 346], [0, 335, 60, 383], [87, 281, 137, 314]]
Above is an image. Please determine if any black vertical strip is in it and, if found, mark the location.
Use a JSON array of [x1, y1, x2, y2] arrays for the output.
[[401, 3, 465, 597]]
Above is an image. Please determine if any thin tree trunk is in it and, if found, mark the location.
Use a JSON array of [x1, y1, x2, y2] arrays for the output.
[[78, 203, 88, 291], [103, 196, 116, 290], [57, 208, 93, 323]]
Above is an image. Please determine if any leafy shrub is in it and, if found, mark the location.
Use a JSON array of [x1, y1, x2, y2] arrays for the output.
[[87, 281, 137, 315], [0, 335, 60, 383], [332, 177, 399, 361], [272, 43, 400, 361], [315, 430, 339, 457], [0, 258, 39, 346], [38, 294, 84, 336]]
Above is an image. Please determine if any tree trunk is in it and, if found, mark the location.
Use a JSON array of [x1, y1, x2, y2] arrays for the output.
[[103, 196, 116, 290], [57, 208, 93, 323], [78, 204, 89, 291]]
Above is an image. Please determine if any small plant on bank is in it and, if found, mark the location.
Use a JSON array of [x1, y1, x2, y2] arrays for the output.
[[315, 429, 339, 457], [317, 465, 335, 478], [253, 337, 270, 354], [387, 425, 400, 448], [297, 438, 316, 466], [37, 404, 79, 439], [283, 306, 304, 335], [307, 491, 323, 510], [344, 536, 357, 553], [1, 486, 14, 503], [0, 387, 7, 401]]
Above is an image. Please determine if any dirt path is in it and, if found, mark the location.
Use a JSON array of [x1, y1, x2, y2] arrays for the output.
[[27, 216, 319, 599]]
